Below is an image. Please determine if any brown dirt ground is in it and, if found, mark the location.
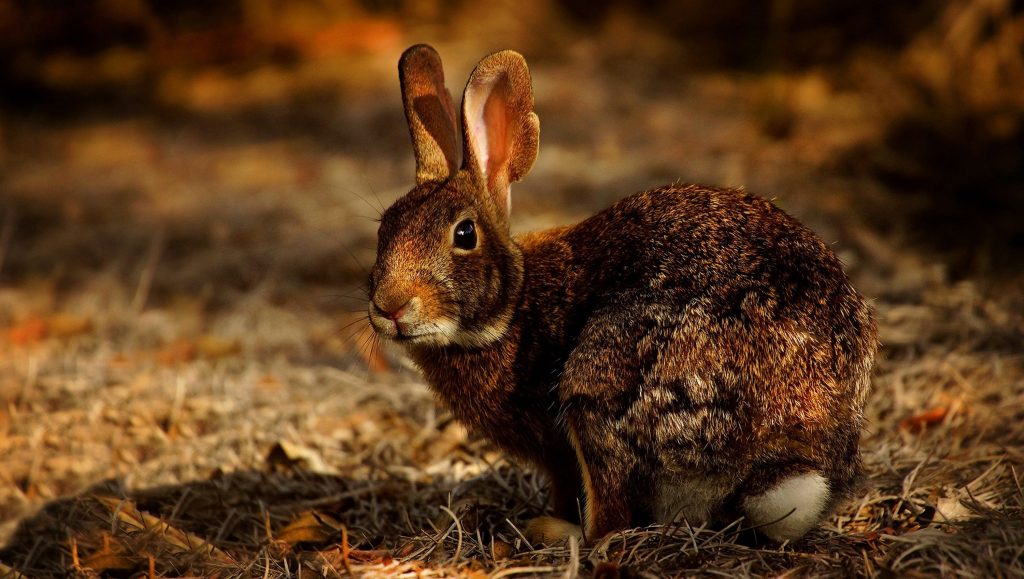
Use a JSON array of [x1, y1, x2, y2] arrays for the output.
[[1, 2, 1023, 577]]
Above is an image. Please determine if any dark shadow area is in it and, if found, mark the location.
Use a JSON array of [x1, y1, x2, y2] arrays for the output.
[[0, 0, 953, 122], [1, 466, 933, 577], [851, 111, 1024, 279], [0, 467, 543, 577], [839, 88, 1024, 280], [561, 0, 941, 69]]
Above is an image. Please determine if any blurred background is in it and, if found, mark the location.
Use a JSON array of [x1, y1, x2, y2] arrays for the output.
[[1, 0, 1023, 573], [1, 0, 1022, 304]]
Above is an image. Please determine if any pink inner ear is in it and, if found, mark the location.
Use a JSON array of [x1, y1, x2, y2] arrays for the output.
[[467, 74, 511, 188], [482, 78, 510, 189], [471, 120, 489, 176]]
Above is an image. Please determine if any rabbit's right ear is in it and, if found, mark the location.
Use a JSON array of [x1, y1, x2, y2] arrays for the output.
[[461, 50, 540, 223], [399, 44, 459, 185]]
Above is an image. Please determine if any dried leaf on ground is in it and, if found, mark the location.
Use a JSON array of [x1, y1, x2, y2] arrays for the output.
[[276, 511, 343, 547], [93, 495, 235, 565], [265, 441, 338, 475], [900, 407, 949, 432], [47, 313, 93, 338], [6, 317, 47, 345]]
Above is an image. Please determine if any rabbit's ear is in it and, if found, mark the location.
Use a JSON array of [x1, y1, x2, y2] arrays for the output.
[[461, 50, 540, 222], [400, 44, 459, 185]]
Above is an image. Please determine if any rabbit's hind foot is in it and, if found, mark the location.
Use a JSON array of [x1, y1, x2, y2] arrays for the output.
[[524, 516, 583, 546], [742, 472, 830, 543]]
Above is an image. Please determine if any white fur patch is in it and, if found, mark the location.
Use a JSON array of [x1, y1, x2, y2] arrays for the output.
[[449, 316, 512, 348], [743, 472, 830, 542]]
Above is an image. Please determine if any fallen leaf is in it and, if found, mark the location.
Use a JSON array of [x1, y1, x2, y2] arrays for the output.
[[93, 495, 235, 564], [491, 539, 513, 560], [106, 352, 136, 370], [265, 441, 338, 475], [593, 561, 622, 579], [256, 374, 283, 392], [277, 511, 343, 546], [348, 549, 392, 563], [7, 317, 47, 345], [47, 313, 93, 338], [157, 340, 196, 365], [859, 530, 882, 545], [313, 547, 393, 566], [900, 407, 949, 432], [0, 561, 29, 579], [303, 545, 391, 576], [196, 335, 241, 359], [935, 494, 992, 523], [81, 550, 140, 573]]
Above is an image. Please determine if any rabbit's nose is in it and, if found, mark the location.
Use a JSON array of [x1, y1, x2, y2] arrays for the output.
[[374, 298, 411, 321]]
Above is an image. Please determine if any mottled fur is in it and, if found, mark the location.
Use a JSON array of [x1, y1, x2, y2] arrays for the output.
[[367, 45, 877, 544]]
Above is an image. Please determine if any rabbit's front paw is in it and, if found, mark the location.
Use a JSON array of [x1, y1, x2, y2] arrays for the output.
[[524, 516, 582, 545]]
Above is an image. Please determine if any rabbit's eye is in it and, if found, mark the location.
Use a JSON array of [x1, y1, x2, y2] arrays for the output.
[[453, 219, 477, 250]]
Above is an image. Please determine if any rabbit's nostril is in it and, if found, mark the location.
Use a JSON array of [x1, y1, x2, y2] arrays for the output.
[[373, 298, 412, 321], [388, 300, 411, 321]]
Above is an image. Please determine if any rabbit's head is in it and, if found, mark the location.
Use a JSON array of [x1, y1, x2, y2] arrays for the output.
[[368, 45, 539, 348]]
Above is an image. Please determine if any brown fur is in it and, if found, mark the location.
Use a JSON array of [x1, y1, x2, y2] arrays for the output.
[[367, 45, 878, 543], [399, 45, 459, 185]]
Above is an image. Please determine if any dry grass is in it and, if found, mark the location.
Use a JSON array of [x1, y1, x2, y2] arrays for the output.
[[0, 264, 1020, 577], [1, 2, 1023, 577]]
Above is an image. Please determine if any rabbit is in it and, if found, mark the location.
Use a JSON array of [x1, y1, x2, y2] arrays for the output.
[[366, 44, 877, 545]]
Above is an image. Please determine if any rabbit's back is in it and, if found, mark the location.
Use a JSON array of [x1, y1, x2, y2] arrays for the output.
[[519, 184, 876, 515], [521, 185, 874, 362]]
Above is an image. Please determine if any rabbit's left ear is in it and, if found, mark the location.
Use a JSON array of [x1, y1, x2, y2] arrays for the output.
[[461, 50, 540, 223], [400, 44, 459, 185]]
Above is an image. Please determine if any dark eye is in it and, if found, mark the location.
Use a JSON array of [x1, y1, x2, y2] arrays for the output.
[[453, 219, 477, 250]]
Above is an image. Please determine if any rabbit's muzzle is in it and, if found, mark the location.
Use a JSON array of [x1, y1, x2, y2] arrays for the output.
[[368, 280, 458, 345], [369, 295, 413, 335], [368, 285, 418, 337]]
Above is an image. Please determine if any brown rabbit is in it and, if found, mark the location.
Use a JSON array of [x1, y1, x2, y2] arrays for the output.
[[367, 44, 877, 544]]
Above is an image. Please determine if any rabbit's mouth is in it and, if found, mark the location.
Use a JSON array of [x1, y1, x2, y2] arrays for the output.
[[392, 330, 439, 344], [368, 315, 425, 342], [388, 328, 459, 348], [366, 288, 513, 348], [367, 301, 460, 347]]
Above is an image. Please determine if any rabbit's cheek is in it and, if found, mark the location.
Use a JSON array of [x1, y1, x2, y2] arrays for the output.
[[448, 315, 513, 348]]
